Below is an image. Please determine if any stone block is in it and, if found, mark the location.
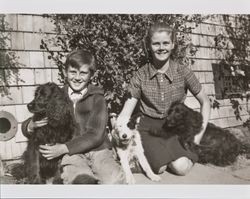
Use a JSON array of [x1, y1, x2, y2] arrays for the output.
[[4, 68, 19, 86], [210, 118, 229, 128], [24, 33, 44, 50], [184, 96, 200, 109], [0, 105, 17, 118], [33, 15, 44, 32], [210, 107, 220, 119], [190, 33, 200, 46], [18, 69, 35, 85], [16, 51, 30, 67], [19, 142, 27, 157], [227, 116, 244, 127], [51, 68, 62, 84], [241, 115, 250, 123], [203, 84, 215, 95], [30, 51, 44, 68], [11, 137, 23, 158], [15, 124, 28, 143], [44, 69, 52, 82], [0, 141, 7, 160], [17, 15, 33, 32], [35, 69, 48, 84], [1, 87, 23, 105], [198, 72, 206, 83], [44, 52, 57, 68], [199, 35, 207, 46], [0, 105, 17, 116], [4, 14, 18, 30], [204, 72, 214, 83], [201, 23, 216, 36], [22, 86, 36, 104], [11, 32, 24, 50], [15, 104, 32, 123], [3, 137, 13, 160], [218, 106, 230, 118], [207, 35, 216, 46], [191, 23, 201, 34], [0, 69, 4, 86]]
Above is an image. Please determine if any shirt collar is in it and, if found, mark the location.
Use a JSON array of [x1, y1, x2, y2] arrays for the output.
[[148, 59, 175, 82], [68, 86, 88, 97]]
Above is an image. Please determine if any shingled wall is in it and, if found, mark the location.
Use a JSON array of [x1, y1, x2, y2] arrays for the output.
[[0, 14, 249, 160], [0, 14, 60, 160]]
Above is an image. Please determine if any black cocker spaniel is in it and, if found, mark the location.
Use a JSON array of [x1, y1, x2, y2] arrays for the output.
[[149, 102, 250, 166], [24, 82, 75, 183]]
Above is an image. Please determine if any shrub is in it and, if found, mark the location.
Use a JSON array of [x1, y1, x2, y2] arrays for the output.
[[41, 14, 205, 113]]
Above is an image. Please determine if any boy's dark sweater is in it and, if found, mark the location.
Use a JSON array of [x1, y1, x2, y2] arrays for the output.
[[22, 84, 111, 155]]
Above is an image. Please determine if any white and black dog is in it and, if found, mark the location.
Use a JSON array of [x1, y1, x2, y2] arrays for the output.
[[110, 114, 161, 184]]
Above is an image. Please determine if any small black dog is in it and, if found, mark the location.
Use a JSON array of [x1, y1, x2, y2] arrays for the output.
[[24, 82, 75, 183], [149, 102, 250, 166]]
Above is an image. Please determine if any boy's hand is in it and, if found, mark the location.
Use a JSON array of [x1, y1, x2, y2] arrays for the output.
[[39, 144, 69, 160], [27, 117, 48, 132]]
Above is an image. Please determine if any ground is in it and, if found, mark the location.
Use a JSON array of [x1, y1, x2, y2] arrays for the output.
[[1, 126, 250, 184]]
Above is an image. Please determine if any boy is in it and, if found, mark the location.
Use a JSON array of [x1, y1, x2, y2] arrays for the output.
[[22, 49, 125, 184]]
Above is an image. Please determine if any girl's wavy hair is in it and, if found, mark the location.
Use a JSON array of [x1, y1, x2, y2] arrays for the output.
[[143, 22, 177, 63]]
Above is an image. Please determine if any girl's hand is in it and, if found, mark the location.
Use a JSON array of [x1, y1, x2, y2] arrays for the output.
[[194, 133, 203, 145]]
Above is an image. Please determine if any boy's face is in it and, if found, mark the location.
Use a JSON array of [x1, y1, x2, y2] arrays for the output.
[[150, 31, 175, 64], [64, 64, 91, 92]]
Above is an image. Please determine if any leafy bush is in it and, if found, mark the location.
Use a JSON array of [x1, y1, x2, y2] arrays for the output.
[[214, 15, 250, 127], [0, 14, 22, 96], [41, 14, 205, 113]]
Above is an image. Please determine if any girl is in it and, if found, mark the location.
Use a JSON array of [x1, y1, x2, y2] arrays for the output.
[[117, 22, 211, 175]]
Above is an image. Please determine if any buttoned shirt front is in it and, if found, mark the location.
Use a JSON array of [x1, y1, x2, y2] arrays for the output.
[[128, 59, 202, 119], [68, 87, 87, 103]]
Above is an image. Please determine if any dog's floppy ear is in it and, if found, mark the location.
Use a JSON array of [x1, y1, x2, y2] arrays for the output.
[[127, 113, 142, 130], [47, 99, 70, 127]]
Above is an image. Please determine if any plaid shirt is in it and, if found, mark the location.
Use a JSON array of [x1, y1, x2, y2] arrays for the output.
[[129, 59, 202, 119]]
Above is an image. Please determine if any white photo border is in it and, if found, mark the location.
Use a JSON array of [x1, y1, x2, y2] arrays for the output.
[[0, 0, 250, 198]]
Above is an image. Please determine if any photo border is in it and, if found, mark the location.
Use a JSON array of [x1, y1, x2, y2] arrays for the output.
[[0, 0, 250, 198]]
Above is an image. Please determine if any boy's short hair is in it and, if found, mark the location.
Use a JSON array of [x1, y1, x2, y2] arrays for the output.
[[65, 49, 96, 74]]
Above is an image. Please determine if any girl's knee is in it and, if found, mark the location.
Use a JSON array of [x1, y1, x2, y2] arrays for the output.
[[169, 157, 194, 176]]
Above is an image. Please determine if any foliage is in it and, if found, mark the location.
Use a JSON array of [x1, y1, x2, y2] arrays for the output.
[[41, 14, 205, 113], [0, 14, 23, 97], [214, 15, 250, 129]]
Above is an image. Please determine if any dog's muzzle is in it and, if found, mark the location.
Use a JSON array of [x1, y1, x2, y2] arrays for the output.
[[120, 137, 131, 145]]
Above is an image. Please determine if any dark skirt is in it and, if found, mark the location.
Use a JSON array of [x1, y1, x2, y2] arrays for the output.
[[138, 114, 198, 174]]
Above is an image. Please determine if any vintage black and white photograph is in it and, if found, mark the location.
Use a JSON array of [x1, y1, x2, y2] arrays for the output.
[[0, 0, 250, 198]]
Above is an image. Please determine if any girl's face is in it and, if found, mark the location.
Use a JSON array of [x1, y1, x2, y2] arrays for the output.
[[150, 31, 175, 65]]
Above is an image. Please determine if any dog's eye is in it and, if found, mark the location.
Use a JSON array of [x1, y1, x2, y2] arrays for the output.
[[127, 121, 136, 130]]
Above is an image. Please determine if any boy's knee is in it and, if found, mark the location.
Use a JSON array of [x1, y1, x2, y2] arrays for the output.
[[169, 157, 193, 176]]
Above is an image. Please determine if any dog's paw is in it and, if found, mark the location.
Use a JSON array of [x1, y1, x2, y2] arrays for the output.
[[126, 174, 136, 184], [149, 174, 161, 182]]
